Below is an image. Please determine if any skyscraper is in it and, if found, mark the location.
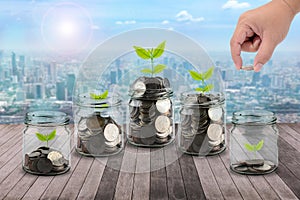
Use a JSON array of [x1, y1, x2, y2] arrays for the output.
[[11, 52, 17, 76], [67, 73, 75, 101], [56, 80, 66, 101]]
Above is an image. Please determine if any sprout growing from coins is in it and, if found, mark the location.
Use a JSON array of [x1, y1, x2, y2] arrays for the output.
[[244, 139, 264, 159], [189, 67, 214, 93], [90, 90, 108, 100], [133, 41, 167, 77], [36, 129, 56, 147]]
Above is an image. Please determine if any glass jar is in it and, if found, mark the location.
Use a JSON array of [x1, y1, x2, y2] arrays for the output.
[[127, 76, 174, 147], [230, 110, 278, 175], [23, 111, 71, 175], [178, 92, 226, 156], [74, 94, 124, 156]]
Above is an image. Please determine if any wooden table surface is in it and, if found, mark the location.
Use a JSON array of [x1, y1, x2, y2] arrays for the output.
[[0, 123, 300, 200]]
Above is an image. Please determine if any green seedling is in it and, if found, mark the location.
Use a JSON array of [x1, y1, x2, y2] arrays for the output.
[[36, 129, 56, 147], [90, 90, 108, 100], [244, 139, 264, 158], [189, 67, 214, 93], [133, 41, 167, 77]]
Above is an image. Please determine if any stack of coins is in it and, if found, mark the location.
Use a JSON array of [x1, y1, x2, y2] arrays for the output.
[[180, 93, 225, 155], [231, 159, 276, 174], [24, 146, 69, 175], [77, 112, 122, 156], [129, 76, 173, 146]]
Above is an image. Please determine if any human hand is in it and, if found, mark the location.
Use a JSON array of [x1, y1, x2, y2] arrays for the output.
[[230, 0, 298, 72]]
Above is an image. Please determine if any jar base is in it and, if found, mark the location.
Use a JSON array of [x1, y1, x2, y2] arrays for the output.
[[127, 136, 174, 148], [75, 147, 123, 157], [230, 159, 277, 175], [23, 165, 70, 176], [179, 146, 226, 156]]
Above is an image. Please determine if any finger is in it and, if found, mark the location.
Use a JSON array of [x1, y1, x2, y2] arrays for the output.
[[241, 36, 261, 52], [230, 25, 254, 69], [253, 35, 277, 72]]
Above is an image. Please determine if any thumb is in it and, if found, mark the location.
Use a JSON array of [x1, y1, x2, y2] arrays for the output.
[[253, 35, 277, 72]]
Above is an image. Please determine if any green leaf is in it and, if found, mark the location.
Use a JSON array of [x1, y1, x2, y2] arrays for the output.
[[152, 41, 166, 58], [46, 130, 56, 141], [153, 64, 166, 74], [189, 70, 203, 81], [244, 143, 255, 152], [90, 90, 109, 100], [203, 67, 214, 80], [195, 87, 205, 92], [141, 68, 153, 74], [133, 46, 151, 59], [255, 139, 264, 151], [203, 84, 214, 92], [36, 132, 48, 142]]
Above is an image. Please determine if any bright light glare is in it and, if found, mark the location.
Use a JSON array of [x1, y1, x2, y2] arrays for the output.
[[58, 20, 77, 37]]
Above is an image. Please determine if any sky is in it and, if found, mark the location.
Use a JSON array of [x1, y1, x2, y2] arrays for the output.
[[0, 0, 300, 55]]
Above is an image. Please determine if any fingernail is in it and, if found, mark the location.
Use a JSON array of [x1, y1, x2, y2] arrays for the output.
[[235, 64, 241, 70], [254, 63, 263, 72]]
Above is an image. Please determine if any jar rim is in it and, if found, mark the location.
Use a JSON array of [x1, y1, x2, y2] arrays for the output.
[[25, 111, 70, 126], [232, 110, 277, 125], [74, 93, 122, 108]]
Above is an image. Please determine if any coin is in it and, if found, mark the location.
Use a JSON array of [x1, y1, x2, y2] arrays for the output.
[[253, 163, 272, 171], [156, 126, 172, 138], [245, 159, 264, 167], [140, 125, 156, 145], [234, 166, 248, 172], [104, 123, 119, 142], [155, 115, 171, 133], [133, 81, 146, 97], [52, 165, 65, 172], [78, 118, 88, 132], [24, 154, 29, 166], [156, 98, 171, 114], [207, 124, 223, 141], [86, 115, 105, 132], [105, 134, 121, 147], [29, 151, 41, 158], [241, 65, 254, 71], [47, 151, 63, 166], [87, 134, 106, 155], [264, 160, 275, 167], [208, 107, 223, 121], [37, 157, 53, 173]]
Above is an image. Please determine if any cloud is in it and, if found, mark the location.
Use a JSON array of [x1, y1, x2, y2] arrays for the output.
[[115, 20, 136, 25], [175, 10, 204, 22], [161, 20, 169, 25], [222, 0, 250, 9]]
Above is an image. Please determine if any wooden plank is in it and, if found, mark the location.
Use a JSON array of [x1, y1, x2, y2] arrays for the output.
[[193, 156, 223, 200], [276, 162, 300, 198], [248, 175, 280, 200], [264, 173, 298, 200], [277, 124, 300, 151], [150, 147, 168, 200], [219, 150, 262, 200], [59, 156, 94, 199], [95, 148, 124, 200], [0, 151, 22, 184], [0, 125, 16, 142], [178, 154, 206, 200], [0, 125, 23, 156], [22, 176, 55, 200], [0, 137, 22, 169], [207, 155, 242, 200], [77, 157, 108, 200], [114, 144, 137, 200], [40, 150, 82, 199], [164, 143, 187, 200], [132, 147, 150, 200], [4, 170, 38, 200]]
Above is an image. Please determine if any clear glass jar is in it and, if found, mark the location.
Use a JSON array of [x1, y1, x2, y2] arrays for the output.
[[230, 110, 278, 175], [74, 94, 124, 156], [23, 111, 71, 175], [127, 76, 174, 147], [178, 91, 226, 156]]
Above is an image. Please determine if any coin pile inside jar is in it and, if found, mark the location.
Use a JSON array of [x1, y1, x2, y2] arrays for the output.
[[24, 146, 69, 175], [128, 76, 173, 146], [77, 112, 122, 156], [180, 93, 225, 155], [231, 159, 276, 174]]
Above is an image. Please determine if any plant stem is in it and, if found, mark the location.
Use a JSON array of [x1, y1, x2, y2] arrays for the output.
[[151, 57, 154, 77]]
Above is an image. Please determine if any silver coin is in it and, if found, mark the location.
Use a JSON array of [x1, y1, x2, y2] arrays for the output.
[[155, 115, 171, 133], [264, 160, 275, 167], [104, 123, 120, 142], [105, 134, 121, 147], [245, 159, 264, 167], [208, 107, 223, 121], [253, 163, 272, 171], [156, 126, 172, 138], [234, 166, 248, 172], [78, 118, 88, 132], [207, 124, 223, 141], [86, 115, 105, 132], [156, 98, 171, 114], [241, 65, 254, 71], [47, 151, 63, 166], [209, 133, 224, 146], [133, 81, 146, 97]]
